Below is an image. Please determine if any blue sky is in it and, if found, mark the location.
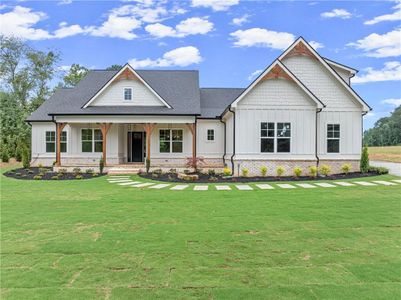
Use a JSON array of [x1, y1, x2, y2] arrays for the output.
[[1, 0, 400, 129]]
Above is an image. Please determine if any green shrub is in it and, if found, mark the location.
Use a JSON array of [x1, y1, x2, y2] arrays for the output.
[[260, 166, 268, 177], [92, 173, 99, 177], [39, 168, 47, 174], [169, 168, 177, 174], [22, 147, 30, 168], [319, 164, 331, 176], [241, 168, 249, 177], [276, 166, 285, 177], [309, 166, 318, 177], [341, 163, 352, 174], [183, 169, 190, 174], [85, 168, 94, 174], [73, 167, 81, 175], [208, 176, 218, 181], [15, 146, 22, 162], [368, 166, 389, 175], [208, 169, 216, 176], [1, 147, 10, 163], [223, 167, 231, 176], [75, 175, 83, 180], [360, 146, 369, 173], [51, 175, 59, 180], [145, 158, 150, 173], [38, 163, 43, 168], [293, 167, 302, 177], [38, 172, 45, 177], [15, 172, 21, 176], [33, 175, 42, 180], [153, 169, 163, 175]]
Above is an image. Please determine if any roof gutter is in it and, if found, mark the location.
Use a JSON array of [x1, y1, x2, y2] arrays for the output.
[[228, 106, 236, 176]]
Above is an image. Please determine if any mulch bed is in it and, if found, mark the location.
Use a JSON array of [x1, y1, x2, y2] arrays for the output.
[[3, 167, 105, 180], [139, 171, 381, 183]]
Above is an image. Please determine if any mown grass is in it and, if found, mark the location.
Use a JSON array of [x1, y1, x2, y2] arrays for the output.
[[1, 170, 400, 299], [368, 146, 401, 163]]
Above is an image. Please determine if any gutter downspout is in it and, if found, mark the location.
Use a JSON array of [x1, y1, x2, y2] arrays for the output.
[[315, 108, 323, 170], [361, 111, 368, 148], [228, 106, 236, 175], [219, 117, 226, 166]]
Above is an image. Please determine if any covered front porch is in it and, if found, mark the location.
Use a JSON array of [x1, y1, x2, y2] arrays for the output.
[[50, 115, 197, 171]]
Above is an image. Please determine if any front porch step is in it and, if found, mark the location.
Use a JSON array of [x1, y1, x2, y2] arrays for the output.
[[107, 167, 141, 175]]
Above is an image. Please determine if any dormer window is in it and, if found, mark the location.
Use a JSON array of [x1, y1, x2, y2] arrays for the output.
[[124, 87, 132, 100]]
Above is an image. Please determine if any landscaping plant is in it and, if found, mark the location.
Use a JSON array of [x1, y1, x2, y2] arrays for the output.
[[276, 166, 285, 177], [223, 167, 231, 176], [341, 163, 352, 174], [185, 156, 205, 172], [319, 164, 331, 176], [260, 166, 268, 177], [100, 156, 105, 174], [1, 146, 10, 163], [208, 169, 216, 176], [22, 147, 30, 169], [241, 168, 249, 177], [308, 166, 318, 177], [145, 158, 150, 173], [360, 146, 369, 173], [293, 167, 302, 177]]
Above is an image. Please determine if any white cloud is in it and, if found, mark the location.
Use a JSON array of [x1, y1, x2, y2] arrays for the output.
[[129, 46, 202, 68], [231, 14, 249, 26], [364, 1, 401, 25], [321, 8, 352, 19], [247, 69, 262, 81], [0, 6, 51, 40], [353, 61, 401, 83], [58, 0, 72, 5], [381, 98, 401, 106], [309, 40, 324, 49], [230, 28, 295, 50], [348, 29, 401, 57], [111, 4, 167, 23], [53, 23, 86, 38], [191, 0, 239, 11], [145, 17, 213, 38]]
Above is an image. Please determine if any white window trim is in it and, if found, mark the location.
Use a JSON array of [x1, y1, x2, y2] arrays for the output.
[[326, 123, 341, 154], [207, 129, 215, 142], [123, 87, 133, 101], [81, 128, 103, 153], [158, 128, 184, 153], [45, 131, 67, 153], [260, 122, 292, 154]]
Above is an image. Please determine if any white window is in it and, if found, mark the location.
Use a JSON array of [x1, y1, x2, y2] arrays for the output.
[[81, 129, 103, 153], [327, 124, 340, 153], [207, 129, 214, 141], [46, 131, 67, 153], [159, 129, 183, 153], [260, 122, 291, 153], [123, 87, 132, 100]]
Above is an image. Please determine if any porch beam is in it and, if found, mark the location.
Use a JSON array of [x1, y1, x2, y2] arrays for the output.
[[143, 123, 156, 161], [55, 122, 66, 167], [100, 123, 112, 165]]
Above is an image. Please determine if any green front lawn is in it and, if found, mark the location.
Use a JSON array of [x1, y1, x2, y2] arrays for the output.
[[1, 171, 400, 299]]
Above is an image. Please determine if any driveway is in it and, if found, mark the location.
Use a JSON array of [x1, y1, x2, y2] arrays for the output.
[[370, 160, 401, 177]]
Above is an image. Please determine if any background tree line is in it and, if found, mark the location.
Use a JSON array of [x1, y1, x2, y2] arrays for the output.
[[364, 106, 401, 146], [0, 36, 122, 162]]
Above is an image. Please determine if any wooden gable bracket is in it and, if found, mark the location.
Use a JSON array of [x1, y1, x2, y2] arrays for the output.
[[284, 42, 317, 60], [260, 64, 295, 83]]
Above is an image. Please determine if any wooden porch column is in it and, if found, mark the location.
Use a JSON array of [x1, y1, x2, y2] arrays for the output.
[[100, 123, 112, 165], [55, 122, 66, 167], [143, 123, 155, 160], [186, 123, 196, 160]]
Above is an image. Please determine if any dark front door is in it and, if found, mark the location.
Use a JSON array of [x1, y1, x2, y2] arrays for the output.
[[128, 132, 144, 162]]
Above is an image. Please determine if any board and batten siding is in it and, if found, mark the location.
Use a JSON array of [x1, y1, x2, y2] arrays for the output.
[[234, 77, 317, 159], [90, 79, 164, 106], [196, 119, 225, 158]]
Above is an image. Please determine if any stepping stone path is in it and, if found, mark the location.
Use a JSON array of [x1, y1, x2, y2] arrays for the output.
[[131, 183, 155, 188], [334, 181, 355, 186], [236, 185, 253, 190], [373, 180, 397, 186], [296, 183, 316, 188], [215, 185, 231, 190], [255, 184, 274, 190], [170, 185, 189, 190], [276, 184, 296, 189], [194, 185, 208, 191], [354, 181, 377, 186], [106, 176, 399, 191], [149, 184, 171, 189], [314, 182, 336, 188]]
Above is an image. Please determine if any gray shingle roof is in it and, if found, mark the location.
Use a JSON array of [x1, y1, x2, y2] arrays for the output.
[[199, 88, 245, 118], [27, 69, 201, 121]]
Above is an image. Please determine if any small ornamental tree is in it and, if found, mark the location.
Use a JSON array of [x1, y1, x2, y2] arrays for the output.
[[22, 146, 30, 169], [145, 158, 150, 173], [1, 146, 10, 163], [260, 166, 268, 177], [276, 166, 285, 177], [99, 156, 105, 174], [293, 167, 302, 177], [360, 146, 369, 173], [341, 163, 352, 174], [185, 156, 205, 172], [309, 166, 318, 178]]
